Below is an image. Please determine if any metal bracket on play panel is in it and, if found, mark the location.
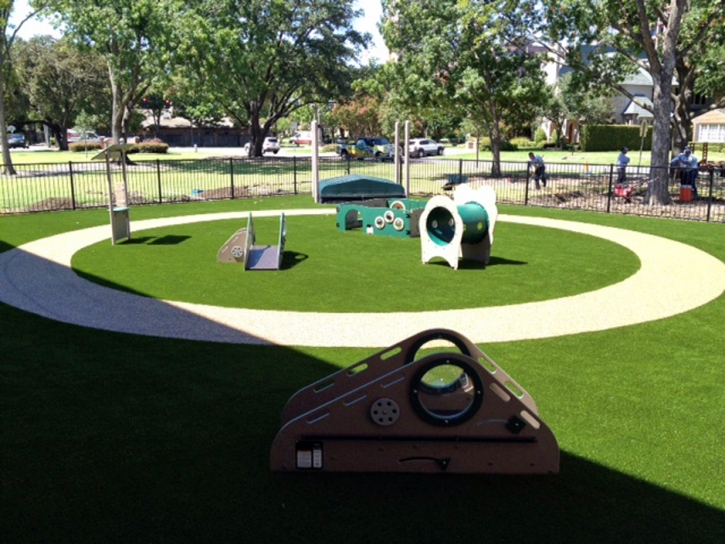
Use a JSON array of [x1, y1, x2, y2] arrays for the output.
[[270, 328, 559, 474]]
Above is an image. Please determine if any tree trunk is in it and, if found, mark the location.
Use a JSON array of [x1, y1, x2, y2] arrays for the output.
[[0, 68, 17, 175]]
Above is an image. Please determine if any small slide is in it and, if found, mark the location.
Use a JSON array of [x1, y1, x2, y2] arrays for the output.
[[217, 213, 286, 271]]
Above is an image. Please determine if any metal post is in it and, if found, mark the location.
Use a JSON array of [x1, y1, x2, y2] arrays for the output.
[[230, 158, 235, 199], [68, 162, 77, 210], [156, 159, 162, 203], [394, 121, 400, 186], [404, 121, 411, 196], [706, 168, 714, 222], [606, 164, 614, 213], [311, 120, 319, 202], [293, 156, 298, 195]]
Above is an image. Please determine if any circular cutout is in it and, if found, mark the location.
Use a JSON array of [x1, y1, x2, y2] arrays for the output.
[[370, 398, 400, 426], [390, 200, 406, 211], [384, 210, 395, 224], [410, 357, 483, 426], [393, 218, 405, 231], [374, 216, 385, 229]]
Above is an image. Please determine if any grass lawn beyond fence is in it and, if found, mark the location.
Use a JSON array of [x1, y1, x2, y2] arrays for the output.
[[1, 196, 724, 543]]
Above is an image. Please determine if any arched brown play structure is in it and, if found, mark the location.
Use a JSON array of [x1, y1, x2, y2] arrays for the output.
[[271, 329, 559, 474]]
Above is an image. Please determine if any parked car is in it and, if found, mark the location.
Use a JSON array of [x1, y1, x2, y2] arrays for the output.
[[68, 131, 102, 143], [339, 137, 399, 161], [7, 132, 28, 149], [289, 131, 314, 145], [408, 138, 444, 158], [244, 137, 280, 154]]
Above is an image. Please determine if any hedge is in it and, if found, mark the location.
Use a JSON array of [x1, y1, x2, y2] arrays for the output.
[[580, 124, 652, 152]]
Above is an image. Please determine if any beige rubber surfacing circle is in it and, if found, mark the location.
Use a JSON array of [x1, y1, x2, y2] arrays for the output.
[[1, 208, 724, 347]]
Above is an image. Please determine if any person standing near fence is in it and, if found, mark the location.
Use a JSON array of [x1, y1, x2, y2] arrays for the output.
[[616, 147, 630, 184], [670, 147, 699, 198], [528, 152, 547, 190]]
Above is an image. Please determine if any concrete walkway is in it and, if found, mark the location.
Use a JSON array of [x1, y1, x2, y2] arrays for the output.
[[1, 209, 724, 347]]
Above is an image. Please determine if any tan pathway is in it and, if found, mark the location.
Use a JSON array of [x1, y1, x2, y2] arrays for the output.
[[1, 209, 724, 347]]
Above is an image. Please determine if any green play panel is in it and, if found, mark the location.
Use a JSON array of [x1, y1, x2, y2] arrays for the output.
[[71, 214, 640, 313]]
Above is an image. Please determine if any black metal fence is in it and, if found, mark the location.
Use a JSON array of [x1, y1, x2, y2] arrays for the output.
[[2, 155, 724, 222]]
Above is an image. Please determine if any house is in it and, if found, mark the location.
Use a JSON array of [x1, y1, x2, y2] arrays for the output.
[[692, 109, 725, 144], [140, 112, 246, 147]]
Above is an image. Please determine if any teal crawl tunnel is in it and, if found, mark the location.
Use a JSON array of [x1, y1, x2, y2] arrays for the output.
[[419, 185, 498, 269], [425, 202, 489, 246]]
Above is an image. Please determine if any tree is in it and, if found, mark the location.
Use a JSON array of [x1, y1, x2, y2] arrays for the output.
[[381, 0, 549, 175], [176, 0, 368, 156], [1, 0, 42, 174], [14, 36, 109, 149], [44, 0, 180, 144], [541, 0, 725, 204]]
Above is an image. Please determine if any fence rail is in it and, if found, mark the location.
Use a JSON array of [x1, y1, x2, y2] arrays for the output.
[[2, 155, 724, 222]]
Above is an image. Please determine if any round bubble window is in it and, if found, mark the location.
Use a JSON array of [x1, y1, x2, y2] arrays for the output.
[[409, 357, 483, 426]]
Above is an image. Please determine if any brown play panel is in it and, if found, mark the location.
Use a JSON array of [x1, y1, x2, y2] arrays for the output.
[[271, 329, 559, 474]]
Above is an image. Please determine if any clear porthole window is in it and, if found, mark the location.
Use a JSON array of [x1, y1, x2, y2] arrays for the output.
[[410, 358, 483, 426]]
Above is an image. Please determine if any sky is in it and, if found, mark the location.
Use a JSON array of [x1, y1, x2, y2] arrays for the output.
[[9, 0, 390, 63]]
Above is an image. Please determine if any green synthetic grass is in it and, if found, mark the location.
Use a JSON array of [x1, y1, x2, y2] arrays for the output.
[[71, 215, 639, 312], [1, 197, 724, 543]]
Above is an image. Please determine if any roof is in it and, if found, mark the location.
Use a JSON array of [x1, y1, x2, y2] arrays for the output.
[[691, 109, 725, 124], [319, 174, 406, 203], [622, 95, 654, 119]]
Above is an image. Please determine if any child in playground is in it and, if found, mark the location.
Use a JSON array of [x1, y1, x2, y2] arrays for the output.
[[528, 152, 547, 190]]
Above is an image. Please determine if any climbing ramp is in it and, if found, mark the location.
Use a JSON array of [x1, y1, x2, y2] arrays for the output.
[[271, 328, 559, 474]]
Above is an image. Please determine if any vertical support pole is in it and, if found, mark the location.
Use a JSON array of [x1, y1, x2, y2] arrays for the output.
[[156, 159, 162, 203], [404, 120, 411, 196], [229, 158, 235, 199], [606, 164, 614, 214], [68, 162, 77, 210], [706, 168, 714, 222], [293, 156, 298, 195], [311, 120, 319, 202], [394, 121, 401, 186]]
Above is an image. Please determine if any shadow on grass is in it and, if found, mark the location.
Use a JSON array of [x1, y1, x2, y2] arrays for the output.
[[0, 244, 723, 543], [280, 251, 309, 270], [123, 235, 192, 246]]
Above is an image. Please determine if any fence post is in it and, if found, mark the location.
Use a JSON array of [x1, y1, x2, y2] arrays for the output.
[[293, 156, 298, 195], [156, 159, 163, 203], [706, 168, 714, 222], [606, 164, 614, 213], [458, 159, 463, 189], [69, 162, 77, 210], [229, 158, 235, 199], [346, 154, 350, 176], [524, 163, 530, 206]]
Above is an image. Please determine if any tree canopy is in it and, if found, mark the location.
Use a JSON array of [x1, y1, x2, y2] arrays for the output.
[[381, 0, 548, 174], [175, 0, 369, 156]]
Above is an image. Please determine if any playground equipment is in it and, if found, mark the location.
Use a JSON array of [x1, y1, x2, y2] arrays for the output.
[[92, 143, 135, 245], [319, 174, 406, 203], [217, 212, 286, 270], [419, 185, 498, 269], [336, 198, 426, 238], [271, 328, 559, 474]]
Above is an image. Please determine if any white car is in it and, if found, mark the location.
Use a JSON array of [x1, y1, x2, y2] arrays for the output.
[[244, 137, 280, 154], [68, 131, 102, 143], [408, 138, 444, 158]]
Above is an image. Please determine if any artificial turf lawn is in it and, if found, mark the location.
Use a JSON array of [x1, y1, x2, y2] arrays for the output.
[[70, 215, 639, 312], [1, 196, 724, 543]]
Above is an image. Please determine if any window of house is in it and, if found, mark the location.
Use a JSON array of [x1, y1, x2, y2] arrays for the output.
[[697, 124, 725, 143]]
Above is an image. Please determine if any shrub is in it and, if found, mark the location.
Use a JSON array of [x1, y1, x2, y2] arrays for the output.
[[534, 128, 547, 143], [580, 124, 652, 152], [128, 138, 169, 154], [510, 137, 537, 150], [321, 143, 338, 153], [69, 142, 103, 152]]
